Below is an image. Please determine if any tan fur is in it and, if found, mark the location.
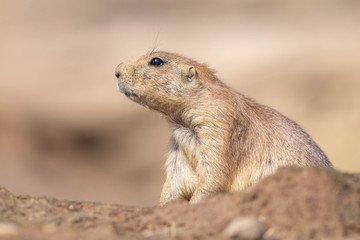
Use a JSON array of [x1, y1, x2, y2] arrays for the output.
[[115, 52, 332, 205]]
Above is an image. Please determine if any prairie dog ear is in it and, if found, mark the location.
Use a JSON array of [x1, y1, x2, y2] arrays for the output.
[[186, 66, 197, 81]]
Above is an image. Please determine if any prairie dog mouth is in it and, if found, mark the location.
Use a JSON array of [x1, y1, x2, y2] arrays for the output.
[[116, 80, 125, 93], [117, 80, 139, 101]]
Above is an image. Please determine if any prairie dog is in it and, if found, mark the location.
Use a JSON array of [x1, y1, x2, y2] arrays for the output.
[[114, 52, 332, 205]]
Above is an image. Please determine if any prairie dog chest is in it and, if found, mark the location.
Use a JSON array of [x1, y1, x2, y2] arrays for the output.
[[164, 126, 201, 198], [170, 126, 201, 170]]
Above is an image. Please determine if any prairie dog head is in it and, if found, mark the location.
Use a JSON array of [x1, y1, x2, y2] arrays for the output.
[[115, 52, 208, 114]]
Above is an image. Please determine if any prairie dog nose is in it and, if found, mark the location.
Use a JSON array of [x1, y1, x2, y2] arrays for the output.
[[115, 62, 124, 78], [115, 70, 120, 78]]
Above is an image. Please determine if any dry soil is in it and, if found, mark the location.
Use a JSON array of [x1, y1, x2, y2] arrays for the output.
[[1, 167, 359, 240]]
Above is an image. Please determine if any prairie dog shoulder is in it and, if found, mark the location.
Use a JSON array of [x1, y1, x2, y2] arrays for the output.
[[115, 51, 332, 205]]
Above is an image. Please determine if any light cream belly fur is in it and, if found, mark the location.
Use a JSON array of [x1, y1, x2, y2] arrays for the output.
[[160, 126, 200, 204]]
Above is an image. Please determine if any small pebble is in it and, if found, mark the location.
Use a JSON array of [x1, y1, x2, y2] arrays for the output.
[[223, 217, 265, 240], [42, 222, 58, 233], [0, 222, 19, 236]]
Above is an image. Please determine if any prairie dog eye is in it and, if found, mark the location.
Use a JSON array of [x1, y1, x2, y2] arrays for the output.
[[149, 57, 164, 66]]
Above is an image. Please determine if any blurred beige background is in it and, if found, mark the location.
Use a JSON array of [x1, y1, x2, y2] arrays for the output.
[[0, 0, 359, 206]]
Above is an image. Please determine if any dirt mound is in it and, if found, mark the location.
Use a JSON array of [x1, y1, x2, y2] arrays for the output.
[[1, 167, 359, 240]]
